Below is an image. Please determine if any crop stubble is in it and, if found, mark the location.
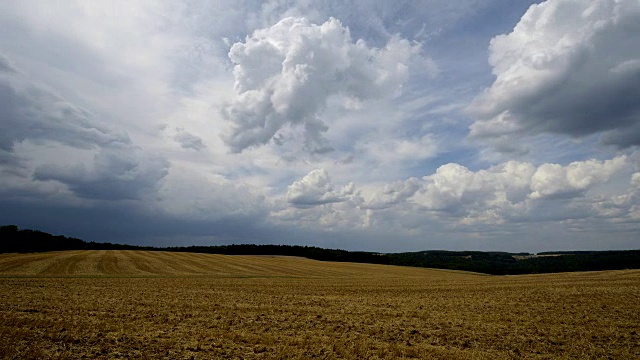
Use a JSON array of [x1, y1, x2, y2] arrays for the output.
[[0, 250, 638, 359]]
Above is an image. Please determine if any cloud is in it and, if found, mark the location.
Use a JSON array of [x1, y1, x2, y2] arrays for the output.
[[1, 0, 638, 252], [222, 17, 419, 154], [361, 178, 421, 210], [592, 172, 640, 221], [286, 168, 355, 208], [282, 155, 633, 229], [529, 156, 627, 199], [413, 161, 535, 217], [406, 156, 630, 224], [259, 0, 498, 44], [470, 0, 640, 148], [157, 167, 268, 221], [361, 134, 438, 166], [173, 128, 206, 151], [33, 148, 169, 201], [0, 52, 170, 203], [0, 53, 130, 157]]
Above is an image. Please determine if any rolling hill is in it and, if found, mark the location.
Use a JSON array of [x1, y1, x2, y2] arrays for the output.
[[0, 250, 480, 279], [1, 250, 639, 359]]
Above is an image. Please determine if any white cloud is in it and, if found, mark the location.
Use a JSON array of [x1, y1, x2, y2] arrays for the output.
[[361, 134, 438, 166], [286, 168, 355, 208], [470, 0, 640, 148], [412, 161, 535, 222], [407, 156, 630, 225], [156, 166, 268, 221], [360, 178, 421, 210], [592, 171, 640, 222], [280, 155, 635, 230], [529, 156, 627, 199], [222, 17, 419, 154]]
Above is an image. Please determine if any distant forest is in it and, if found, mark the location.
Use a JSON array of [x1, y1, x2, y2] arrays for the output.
[[2, 225, 639, 275]]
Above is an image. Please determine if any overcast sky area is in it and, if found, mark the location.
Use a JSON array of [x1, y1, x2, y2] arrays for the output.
[[1, 0, 639, 253]]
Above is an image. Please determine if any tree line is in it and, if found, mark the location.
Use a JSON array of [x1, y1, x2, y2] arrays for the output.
[[2, 225, 639, 275]]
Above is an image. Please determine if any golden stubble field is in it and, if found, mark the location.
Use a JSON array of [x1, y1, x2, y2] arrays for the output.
[[0, 250, 638, 359]]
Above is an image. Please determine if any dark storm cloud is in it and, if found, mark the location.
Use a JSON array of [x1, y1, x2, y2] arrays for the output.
[[470, 0, 640, 148], [0, 196, 340, 249], [33, 148, 169, 201], [0, 53, 130, 156], [0, 53, 170, 202], [0, 197, 265, 245]]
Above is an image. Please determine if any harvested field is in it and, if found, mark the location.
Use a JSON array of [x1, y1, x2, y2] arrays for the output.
[[0, 250, 471, 278], [1, 250, 639, 359]]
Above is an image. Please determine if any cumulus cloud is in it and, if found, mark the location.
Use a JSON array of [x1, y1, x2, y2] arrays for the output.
[[281, 155, 634, 230], [281, 155, 633, 228], [33, 148, 169, 201], [392, 156, 630, 225], [529, 156, 627, 199], [470, 0, 640, 148], [286, 168, 355, 208], [592, 171, 640, 221], [222, 17, 418, 154], [413, 161, 535, 218], [361, 178, 421, 210]]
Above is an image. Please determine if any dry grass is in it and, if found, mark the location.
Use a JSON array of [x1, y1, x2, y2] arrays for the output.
[[0, 250, 638, 359]]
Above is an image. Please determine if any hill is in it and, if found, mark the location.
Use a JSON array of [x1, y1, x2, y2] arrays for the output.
[[2, 250, 639, 359], [387, 249, 640, 275], [0, 250, 479, 279], [2, 224, 639, 275]]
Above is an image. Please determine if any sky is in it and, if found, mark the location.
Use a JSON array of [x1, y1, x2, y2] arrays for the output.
[[1, 0, 639, 253]]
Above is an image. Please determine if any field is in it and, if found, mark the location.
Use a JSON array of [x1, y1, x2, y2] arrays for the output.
[[1, 251, 639, 359]]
